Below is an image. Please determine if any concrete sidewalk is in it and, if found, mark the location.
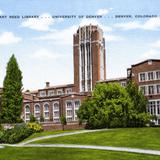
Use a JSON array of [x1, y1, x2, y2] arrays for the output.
[[20, 128, 110, 145], [5, 144, 160, 156]]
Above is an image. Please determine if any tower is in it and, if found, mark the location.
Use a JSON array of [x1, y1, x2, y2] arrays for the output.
[[73, 25, 106, 92]]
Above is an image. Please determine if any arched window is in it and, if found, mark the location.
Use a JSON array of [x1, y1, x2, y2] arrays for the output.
[[25, 104, 30, 122], [34, 104, 40, 121], [43, 103, 50, 121], [53, 102, 60, 123], [54, 102, 59, 110], [34, 104, 40, 112], [25, 105, 30, 113], [44, 103, 49, 111]]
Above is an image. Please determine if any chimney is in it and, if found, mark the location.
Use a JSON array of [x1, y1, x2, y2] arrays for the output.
[[46, 82, 50, 88]]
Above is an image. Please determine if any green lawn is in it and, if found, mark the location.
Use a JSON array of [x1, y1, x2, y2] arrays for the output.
[[0, 147, 159, 160], [32, 128, 160, 150], [22, 129, 81, 143]]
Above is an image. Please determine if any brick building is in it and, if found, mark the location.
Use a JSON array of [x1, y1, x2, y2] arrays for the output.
[[22, 24, 160, 126], [22, 25, 106, 127], [127, 59, 160, 125]]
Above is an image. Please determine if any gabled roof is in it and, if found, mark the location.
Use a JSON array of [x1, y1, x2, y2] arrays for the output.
[[131, 59, 160, 67]]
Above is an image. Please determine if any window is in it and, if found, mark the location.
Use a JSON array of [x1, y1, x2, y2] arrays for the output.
[[148, 72, 154, 80], [139, 73, 146, 82], [54, 111, 59, 117], [157, 85, 160, 94], [140, 86, 146, 95], [66, 88, 72, 94], [25, 105, 30, 122], [67, 110, 73, 116], [39, 91, 46, 97], [157, 101, 160, 114], [121, 82, 126, 87], [148, 101, 156, 115], [53, 118, 60, 123], [25, 105, 30, 113], [156, 71, 160, 80], [34, 104, 40, 112], [44, 112, 49, 118], [148, 85, 155, 95], [44, 104, 49, 111], [67, 117, 72, 122], [34, 104, 40, 120], [53, 102, 59, 120], [53, 103, 59, 110], [57, 90, 63, 95], [87, 83, 91, 91], [75, 100, 80, 108], [43, 103, 49, 119], [66, 101, 72, 109], [48, 90, 54, 96]]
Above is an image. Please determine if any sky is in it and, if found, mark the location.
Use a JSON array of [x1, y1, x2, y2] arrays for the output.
[[0, 0, 160, 90]]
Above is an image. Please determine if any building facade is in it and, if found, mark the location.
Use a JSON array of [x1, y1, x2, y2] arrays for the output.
[[127, 59, 160, 125], [73, 25, 106, 92], [22, 24, 160, 127], [22, 24, 106, 125]]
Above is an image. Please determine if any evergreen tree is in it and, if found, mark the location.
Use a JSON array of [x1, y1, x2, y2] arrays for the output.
[[0, 54, 23, 123]]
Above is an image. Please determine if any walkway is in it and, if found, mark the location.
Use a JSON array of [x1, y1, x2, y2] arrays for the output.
[[20, 128, 110, 145], [1, 128, 160, 156], [2, 144, 160, 156]]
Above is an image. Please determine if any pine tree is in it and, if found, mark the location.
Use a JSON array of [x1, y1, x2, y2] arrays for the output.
[[0, 54, 23, 123]]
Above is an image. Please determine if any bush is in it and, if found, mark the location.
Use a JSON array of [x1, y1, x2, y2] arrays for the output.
[[0, 124, 3, 131], [30, 114, 36, 122], [0, 124, 34, 144], [26, 122, 43, 133]]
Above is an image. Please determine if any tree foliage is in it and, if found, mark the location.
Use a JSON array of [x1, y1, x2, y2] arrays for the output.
[[0, 54, 23, 123], [77, 83, 150, 129]]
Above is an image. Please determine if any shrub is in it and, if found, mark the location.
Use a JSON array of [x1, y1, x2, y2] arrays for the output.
[[30, 114, 36, 122], [0, 124, 4, 131], [26, 122, 43, 133], [0, 124, 33, 144]]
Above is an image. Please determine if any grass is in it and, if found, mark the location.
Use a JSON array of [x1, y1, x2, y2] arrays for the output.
[[0, 147, 160, 160], [22, 129, 81, 142], [32, 127, 160, 150]]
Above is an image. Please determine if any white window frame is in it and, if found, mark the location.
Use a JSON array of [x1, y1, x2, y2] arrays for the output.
[[139, 72, 146, 82], [139, 70, 160, 82], [139, 83, 160, 96], [39, 91, 46, 97], [65, 88, 72, 94], [48, 90, 54, 96], [57, 89, 63, 95], [43, 103, 50, 120], [25, 104, 30, 122], [53, 101, 60, 122], [34, 103, 40, 121]]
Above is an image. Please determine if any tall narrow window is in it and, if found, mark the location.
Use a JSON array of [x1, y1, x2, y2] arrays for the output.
[[156, 71, 160, 80], [157, 85, 160, 94], [25, 105, 30, 122], [43, 103, 49, 121], [139, 73, 146, 82], [157, 101, 160, 115], [53, 102, 60, 123], [148, 72, 154, 80], [34, 104, 40, 121], [148, 85, 155, 95]]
